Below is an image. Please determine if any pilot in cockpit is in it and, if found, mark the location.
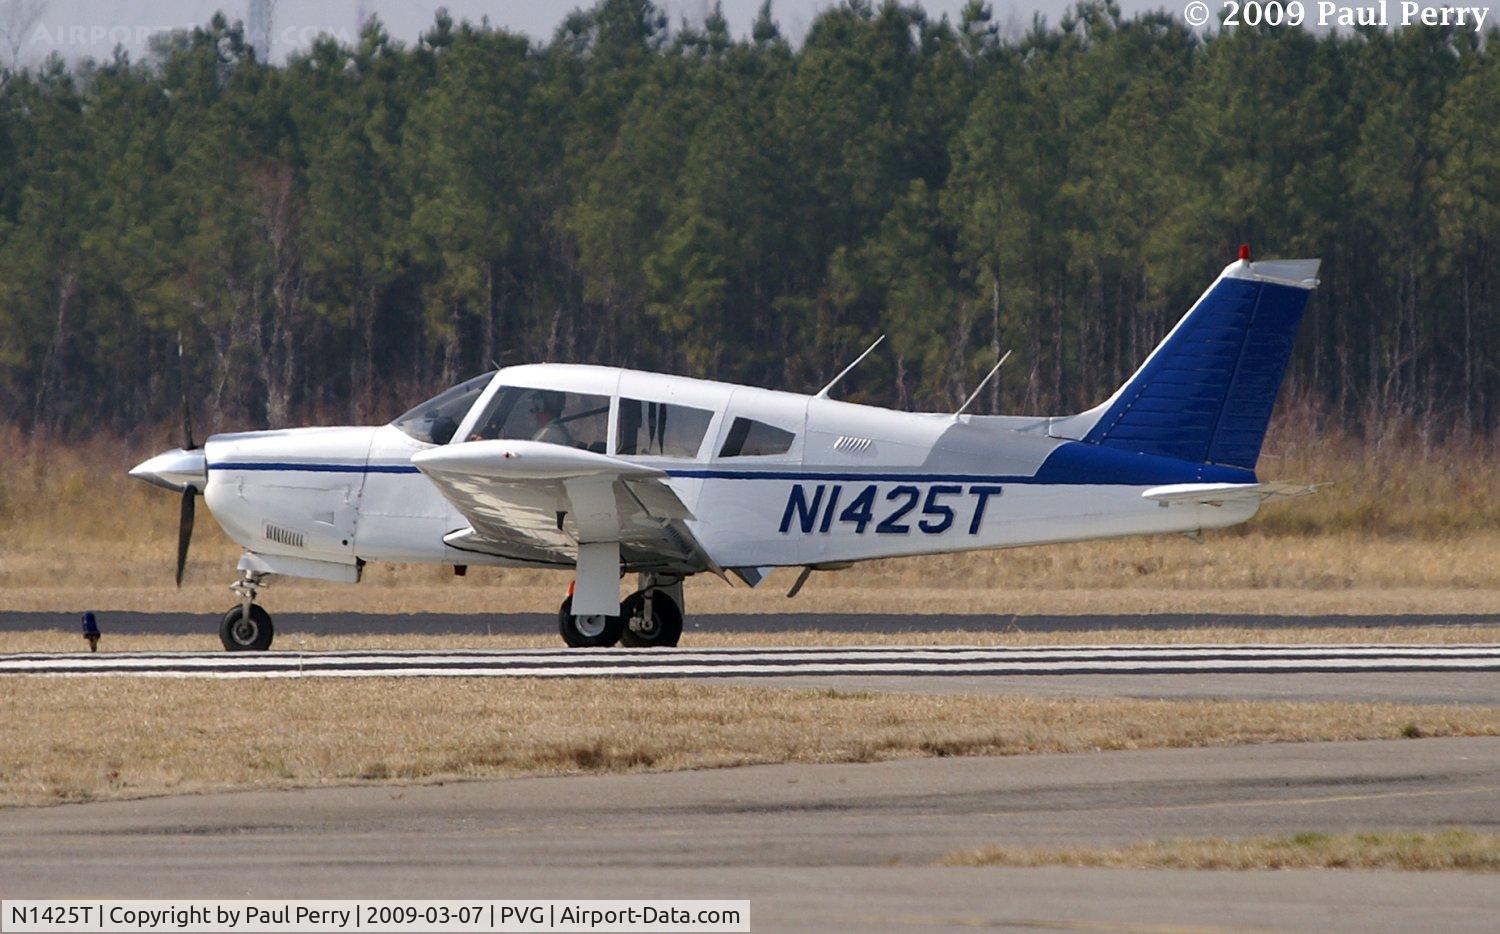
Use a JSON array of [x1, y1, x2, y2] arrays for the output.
[[529, 391, 574, 447]]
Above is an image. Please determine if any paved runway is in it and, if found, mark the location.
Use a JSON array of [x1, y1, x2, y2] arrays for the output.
[[4, 642, 1498, 680], [4, 610, 1497, 635], [3, 738, 1496, 931]]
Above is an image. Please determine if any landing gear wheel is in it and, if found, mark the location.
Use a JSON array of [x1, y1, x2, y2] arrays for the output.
[[619, 591, 684, 648], [558, 596, 624, 648], [220, 603, 274, 651]]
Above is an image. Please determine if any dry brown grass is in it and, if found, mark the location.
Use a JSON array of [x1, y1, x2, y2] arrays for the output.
[[2, 426, 1498, 616], [1255, 425, 1500, 538], [1, 677, 1496, 808], [1, 626, 1495, 654], [940, 829, 1500, 871]]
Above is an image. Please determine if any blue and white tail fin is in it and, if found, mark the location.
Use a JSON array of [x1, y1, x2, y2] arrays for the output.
[[1050, 249, 1320, 472]]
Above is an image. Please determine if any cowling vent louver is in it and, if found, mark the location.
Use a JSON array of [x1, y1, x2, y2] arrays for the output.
[[833, 436, 874, 455], [264, 523, 305, 548]]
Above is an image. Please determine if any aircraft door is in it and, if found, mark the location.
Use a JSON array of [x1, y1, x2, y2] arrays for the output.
[[614, 374, 732, 518], [693, 389, 810, 568]]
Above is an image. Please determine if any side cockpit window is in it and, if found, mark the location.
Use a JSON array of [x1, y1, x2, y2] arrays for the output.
[[391, 371, 495, 445], [718, 417, 795, 458], [470, 387, 611, 453], [617, 398, 714, 458]]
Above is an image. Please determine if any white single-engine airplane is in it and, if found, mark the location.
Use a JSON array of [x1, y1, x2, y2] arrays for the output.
[[131, 249, 1320, 651]]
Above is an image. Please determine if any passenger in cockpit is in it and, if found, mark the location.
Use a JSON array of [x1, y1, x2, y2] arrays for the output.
[[529, 391, 575, 447]]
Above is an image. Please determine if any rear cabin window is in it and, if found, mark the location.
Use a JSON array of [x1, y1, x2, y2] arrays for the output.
[[718, 417, 795, 458], [469, 387, 611, 453], [617, 399, 714, 458]]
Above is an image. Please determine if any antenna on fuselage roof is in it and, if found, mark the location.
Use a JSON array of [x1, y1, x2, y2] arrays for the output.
[[815, 335, 886, 399], [952, 349, 1013, 418]]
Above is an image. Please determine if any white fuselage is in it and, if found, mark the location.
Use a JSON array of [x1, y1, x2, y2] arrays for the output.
[[200, 364, 1259, 581]]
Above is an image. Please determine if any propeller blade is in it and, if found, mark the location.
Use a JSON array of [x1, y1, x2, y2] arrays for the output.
[[175, 485, 196, 588], [181, 396, 196, 452], [177, 330, 196, 450]]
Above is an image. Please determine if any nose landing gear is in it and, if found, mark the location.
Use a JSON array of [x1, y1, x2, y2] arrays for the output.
[[220, 603, 274, 651], [222, 571, 275, 651]]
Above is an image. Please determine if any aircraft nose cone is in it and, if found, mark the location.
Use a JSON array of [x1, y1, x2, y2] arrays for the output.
[[129, 448, 208, 492]]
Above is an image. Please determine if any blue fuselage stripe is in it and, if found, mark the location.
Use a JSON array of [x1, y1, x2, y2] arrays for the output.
[[665, 469, 1035, 483], [206, 463, 1192, 486], [209, 462, 1047, 483]]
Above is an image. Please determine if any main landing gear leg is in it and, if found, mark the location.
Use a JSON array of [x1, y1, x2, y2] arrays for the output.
[[621, 574, 684, 648], [558, 541, 625, 648], [221, 570, 275, 652]]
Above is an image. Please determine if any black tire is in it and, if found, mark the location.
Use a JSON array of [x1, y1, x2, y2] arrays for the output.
[[619, 591, 684, 648], [220, 604, 274, 651], [557, 596, 625, 648]]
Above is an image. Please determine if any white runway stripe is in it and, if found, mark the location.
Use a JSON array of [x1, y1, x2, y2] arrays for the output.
[[1, 644, 1497, 679], [1, 643, 1495, 662], [2, 646, 1498, 668]]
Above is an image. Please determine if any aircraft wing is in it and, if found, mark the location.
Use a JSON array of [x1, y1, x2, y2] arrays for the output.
[[410, 441, 717, 575], [1141, 481, 1320, 507]]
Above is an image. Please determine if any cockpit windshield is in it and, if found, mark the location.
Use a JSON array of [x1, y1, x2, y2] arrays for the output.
[[391, 371, 495, 445]]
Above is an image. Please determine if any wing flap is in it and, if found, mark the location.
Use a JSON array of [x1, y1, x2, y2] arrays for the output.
[[624, 477, 695, 520], [412, 441, 709, 572]]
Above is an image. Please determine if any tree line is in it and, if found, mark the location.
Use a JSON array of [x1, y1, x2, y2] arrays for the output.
[[0, 0, 1495, 444]]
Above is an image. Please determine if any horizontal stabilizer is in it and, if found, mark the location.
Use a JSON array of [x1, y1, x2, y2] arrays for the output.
[[1141, 481, 1321, 507]]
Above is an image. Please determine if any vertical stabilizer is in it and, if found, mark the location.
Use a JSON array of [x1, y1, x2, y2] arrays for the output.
[[1049, 252, 1320, 471]]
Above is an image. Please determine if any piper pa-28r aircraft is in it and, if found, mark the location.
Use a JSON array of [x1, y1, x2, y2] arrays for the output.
[[131, 249, 1320, 651]]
